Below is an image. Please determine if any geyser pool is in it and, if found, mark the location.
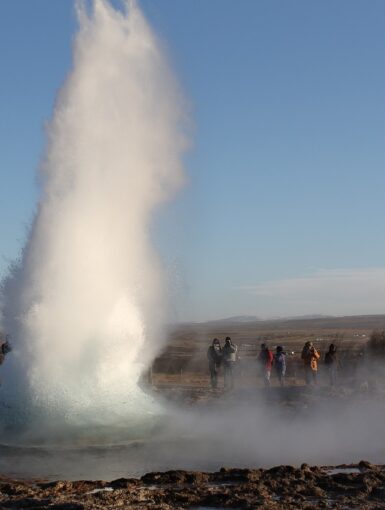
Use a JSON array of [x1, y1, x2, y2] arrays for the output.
[[0, 0, 187, 433]]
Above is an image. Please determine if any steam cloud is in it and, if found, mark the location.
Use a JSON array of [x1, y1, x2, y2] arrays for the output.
[[1, 0, 187, 426]]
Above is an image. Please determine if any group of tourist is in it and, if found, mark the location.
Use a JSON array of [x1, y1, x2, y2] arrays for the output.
[[301, 341, 338, 386], [207, 337, 238, 390], [207, 338, 339, 390]]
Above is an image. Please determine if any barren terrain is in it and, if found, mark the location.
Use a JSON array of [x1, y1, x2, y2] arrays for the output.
[[2, 315, 385, 509]]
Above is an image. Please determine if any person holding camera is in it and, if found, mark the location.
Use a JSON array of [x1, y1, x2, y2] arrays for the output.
[[301, 341, 320, 385], [222, 336, 238, 390], [207, 338, 222, 389]]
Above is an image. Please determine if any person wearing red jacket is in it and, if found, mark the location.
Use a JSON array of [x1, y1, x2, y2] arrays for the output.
[[258, 343, 274, 387]]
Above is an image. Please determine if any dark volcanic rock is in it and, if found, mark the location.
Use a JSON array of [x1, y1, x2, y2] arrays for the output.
[[141, 469, 209, 486], [109, 476, 139, 488], [1, 497, 52, 509], [48, 504, 84, 510], [359, 459, 377, 471], [1, 462, 385, 509]]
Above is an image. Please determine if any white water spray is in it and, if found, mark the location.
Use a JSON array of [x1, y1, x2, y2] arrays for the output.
[[1, 0, 187, 428]]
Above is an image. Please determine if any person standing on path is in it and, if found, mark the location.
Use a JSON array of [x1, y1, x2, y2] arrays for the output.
[[325, 343, 338, 387], [274, 345, 286, 387], [258, 343, 274, 387], [301, 341, 320, 385], [222, 337, 238, 390], [207, 338, 222, 389]]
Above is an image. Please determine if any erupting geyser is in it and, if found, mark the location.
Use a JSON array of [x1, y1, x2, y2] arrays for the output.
[[1, 0, 187, 430]]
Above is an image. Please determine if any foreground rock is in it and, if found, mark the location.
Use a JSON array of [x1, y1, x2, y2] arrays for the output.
[[1, 461, 385, 509]]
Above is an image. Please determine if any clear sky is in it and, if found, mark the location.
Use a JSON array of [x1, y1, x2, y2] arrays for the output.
[[1, 0, 385, 322]]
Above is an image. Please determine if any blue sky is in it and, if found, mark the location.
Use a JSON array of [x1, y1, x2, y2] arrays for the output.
[[1, 1, 385, 321]]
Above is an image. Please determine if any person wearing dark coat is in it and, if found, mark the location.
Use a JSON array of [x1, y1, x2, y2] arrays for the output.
[[207, 338, 222, 389], [0, 337, 11, 366], [325, 343, 338, 386], [274, 345, 286, 387], [222, 337, 238, 390]]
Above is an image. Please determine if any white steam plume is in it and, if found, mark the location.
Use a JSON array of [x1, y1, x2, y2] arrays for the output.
[[1, 0, 187, 427]]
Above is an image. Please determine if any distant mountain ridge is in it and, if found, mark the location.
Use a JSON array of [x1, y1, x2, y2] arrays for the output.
[[175, 313, 385, 330], [206, 315, 260, 323], [276, 314, 334, 321], [204, 314, 333, 324]]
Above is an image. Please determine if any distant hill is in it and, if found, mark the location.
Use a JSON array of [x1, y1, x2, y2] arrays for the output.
[[199, 314, 336, 325], [206, 315, 260, 324], [165, 314, 385, 357], [277, 314, 334, 321], [175, 314, 385, 331]]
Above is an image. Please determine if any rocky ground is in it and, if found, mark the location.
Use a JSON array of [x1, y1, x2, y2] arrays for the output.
[[2, 384, 385, 509], [1, 461, 385, 509]]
